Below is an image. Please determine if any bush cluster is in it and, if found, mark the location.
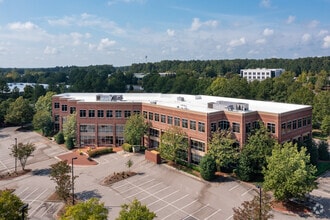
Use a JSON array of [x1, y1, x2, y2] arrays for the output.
[[122, 143, 132, 152], [87, 148, 113, 158]]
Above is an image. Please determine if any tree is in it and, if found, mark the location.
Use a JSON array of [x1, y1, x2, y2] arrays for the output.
[[207, 130, 238, 172], [5, 96, 34, 126], [263, 142, 317, 201], [236, 124, 276, 181], [0, 189, 26, 220], [233, 190, 273, 220], [318, 141, 330, 161], [199, 154, 217, 181], [159, 126, 188, 163], [56, 131, 65, 144], [35, 91, 56, 113], [116, 198, 156, 220], [124, 114, 148, 145], [62, 113, 76, 142], [60, 198, 108, 220], [321, 115, 330, 136], [32, 110, 53, 136], [50, 160, 74, 203], [11, 142, 36, 171], [313, 91, 330, 127], [126, 159, 133, 171]]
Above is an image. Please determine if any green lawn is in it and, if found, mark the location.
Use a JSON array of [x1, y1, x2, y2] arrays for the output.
[[316, 161, 330, 176]]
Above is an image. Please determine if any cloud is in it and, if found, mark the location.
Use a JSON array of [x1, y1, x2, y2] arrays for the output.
[[263, 28, 274, 36], [256, 38, 266, 44], [44, 46, 59, 55], [308, 20, 319, 28], [286, 15, 295, 24], [228, 37, 246, 47], [260, 0, 271, 8], [301, 33, 311, 43], [167, 29, 175, 37], [323, 35, 330, 48], [190, 18, 218, 31], [7, 21, 39, 31], [318, 30, 329, 36], [97, 38, 116, 50]]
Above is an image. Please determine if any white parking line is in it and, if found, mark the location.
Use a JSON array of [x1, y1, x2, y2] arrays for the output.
[[16, 187, 30, 196], [40, 203, 55, 218], [23, 188, 39, 200], [148, 190, 179, 206], [27, 188, 49, 216], [241, 188, 254, 196], [205, 208, 222, 220], [229, 184, 239, 191], [225, 214, 233, 220], [0, 159, 9, 172], [161, 199, 198, 220], [139, 186, 171, 201], [137, 179, 156, 187], [182, 204, 209, 220], [154, 194, 189, 212]]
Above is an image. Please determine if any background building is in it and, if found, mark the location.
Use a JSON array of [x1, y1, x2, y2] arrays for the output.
[[240, 68, 285, 82], [52, 93, 312, 164]]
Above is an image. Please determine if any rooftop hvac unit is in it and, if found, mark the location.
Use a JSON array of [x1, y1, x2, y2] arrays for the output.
[[177, 96, 185, 101]]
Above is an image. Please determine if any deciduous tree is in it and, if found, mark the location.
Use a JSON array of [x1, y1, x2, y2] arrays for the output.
[[124, 114, 148, 145], [199, 154, 217, 181], [263, 142, 317, 201], [0, 189, 26, 220], [116, 199, 156, 220], [60, 198, 108, 220], [11, 142, 36, 171], [5, 96, 34, 126], [62, 113, 76, 142]]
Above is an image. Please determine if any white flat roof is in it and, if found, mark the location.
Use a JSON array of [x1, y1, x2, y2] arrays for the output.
[[54, 93, 311, 114]]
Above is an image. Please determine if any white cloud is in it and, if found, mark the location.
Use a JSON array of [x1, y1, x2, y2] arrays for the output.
[[256, 38, 266, 44], [44, 46, 59, 55], [260, 0, 271, 8], [97, 38, 116, 50], [263, 28, 274, 36], [167, 29, 175, 37], [301, 33, 311, 43], [228, 37, 246, 47], [190, 18, 218, 31], [8, 21, 39, 31], [318, 30, 328, 36], [308, 20, 319, 28], [323, 35, 330, 48], [286, 15, 295, 24]]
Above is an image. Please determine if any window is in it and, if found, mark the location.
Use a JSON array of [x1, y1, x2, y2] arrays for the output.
[[307, 117, 311, 125], [80, 125, 95, 132], [124, 110, 131, 118], [287, 121, 292, 131], [210, 122, 217, 132], [98, 125, 113, 132], [174, 117, 180, 126], [198, 122, 205, 132], [133, 110, 140, 115], [219, 120, 230, 130], [80, 110, 86, 117], [303, 117, 307, 126], [190, 120, 196, 130], [98, 136, 113, 145], [97, 110, 104, 118], [167, 116, 173, 125], [115, 110, 122, 118], [148, 112, 153, 120], [149, 128, 159, 137], [281, 123, 286, 134], [252, 121, 260, 130], [232, 122, 240, 133], [106, 110, 113, 118], [89, 110, 95, 118], [161, 115, 166, 123], [143, 111, 147, 119], [245, 122, 251, 133], [298, 119, 302, 128], [267, 123, 275, 134], [292, 120, 297, 129], [61, 105, 67, 112], [191, 140, 205, 152], [182, 119, 188, 128], [70, 107, 76, 114], [191, 153, 202, 165], [116, 125, 124, 133], [155, 113, 159, 122], [54, 102, 60, 109]]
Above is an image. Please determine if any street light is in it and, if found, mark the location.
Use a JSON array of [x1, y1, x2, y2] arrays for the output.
[[19, 203, 28, 220], [256, 185, 262, 220], [14, 138, 17, 173], [71, 157, 78, 205]]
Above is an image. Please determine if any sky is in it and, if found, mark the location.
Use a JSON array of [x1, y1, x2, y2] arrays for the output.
[[0, 0, 329, 68]]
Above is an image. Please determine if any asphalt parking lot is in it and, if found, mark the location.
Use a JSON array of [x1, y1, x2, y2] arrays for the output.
[[1, 126, 329, 220]]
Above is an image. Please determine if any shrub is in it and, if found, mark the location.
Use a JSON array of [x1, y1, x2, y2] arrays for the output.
[[65, 137, 74, 150], [88, 148, 113, 158], [55, 132, 65, 144], [318, 141, 330, 161], [199, 154, 216, 181], [122, 143, 132, 152]]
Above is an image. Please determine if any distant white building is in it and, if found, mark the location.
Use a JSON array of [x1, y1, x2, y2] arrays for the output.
[[240, 68, 285, 82]]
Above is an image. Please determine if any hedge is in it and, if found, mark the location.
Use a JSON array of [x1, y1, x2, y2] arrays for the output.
[[87, 148, 113, 158]]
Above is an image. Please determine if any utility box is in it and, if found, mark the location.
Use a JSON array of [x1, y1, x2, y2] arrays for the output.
[[145, 150, 161, 164]]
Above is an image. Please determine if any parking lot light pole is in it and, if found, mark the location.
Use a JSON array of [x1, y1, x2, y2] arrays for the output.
[[14, 138, 17, 173], [19, 203, 28, 220], [71, 157, 78, 205], [257, 185, 262, 220]]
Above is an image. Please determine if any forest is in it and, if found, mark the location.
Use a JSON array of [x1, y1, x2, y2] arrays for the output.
[[0, 56, 329, 134]]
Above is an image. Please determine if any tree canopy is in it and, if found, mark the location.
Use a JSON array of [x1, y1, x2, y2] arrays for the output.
[[5, 96, 34, 126], [11, 142, 36, 171], [0, 189, 26, 220], [116, 199, 156, 220], [263, 142, 317, 201], [123, 114, 149, 145]]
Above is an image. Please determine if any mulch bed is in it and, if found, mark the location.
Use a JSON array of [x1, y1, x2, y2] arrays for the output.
[[102, 171, 137, 185], [0, 169, 31, 180], [271, 200, 311, 215]]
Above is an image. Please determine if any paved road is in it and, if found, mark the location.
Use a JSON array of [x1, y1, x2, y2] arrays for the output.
[[1, 126, 329, 219]]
